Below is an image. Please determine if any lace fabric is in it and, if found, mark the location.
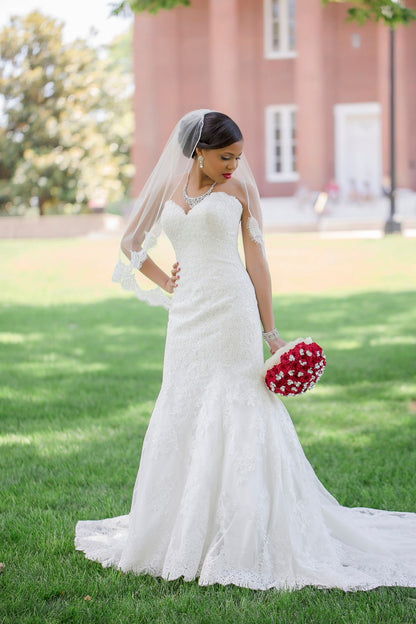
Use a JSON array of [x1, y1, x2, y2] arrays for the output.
[[112, 110, 264, 309], [76, 193, 416, 591], [112, 222, 172, 309]]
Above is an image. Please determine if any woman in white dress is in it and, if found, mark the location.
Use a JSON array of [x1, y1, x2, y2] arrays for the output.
[[75, 110, 416, 591]]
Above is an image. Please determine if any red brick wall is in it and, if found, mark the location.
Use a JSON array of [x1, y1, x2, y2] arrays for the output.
[[132, 0, 416, 197]]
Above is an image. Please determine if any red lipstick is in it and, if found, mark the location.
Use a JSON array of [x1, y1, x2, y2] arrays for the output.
[[222, 173, 232, 179]]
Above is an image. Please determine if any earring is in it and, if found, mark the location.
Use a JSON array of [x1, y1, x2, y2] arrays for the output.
[[198, 155, 204, 169]]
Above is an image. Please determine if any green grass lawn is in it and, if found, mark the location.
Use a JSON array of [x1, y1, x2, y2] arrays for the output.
[[1, 235, 416, 624]]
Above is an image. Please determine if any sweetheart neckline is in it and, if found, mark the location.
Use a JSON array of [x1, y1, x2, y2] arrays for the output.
[[165, 191, 242, 216]]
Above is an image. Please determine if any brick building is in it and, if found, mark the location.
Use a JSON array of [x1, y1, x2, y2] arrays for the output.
[[132, 0, 416, 199]]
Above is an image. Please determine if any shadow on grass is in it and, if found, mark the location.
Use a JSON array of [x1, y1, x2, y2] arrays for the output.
[[1, 291, 416, 623], [1, 290, 415, 509], [0, 298, 168, 432], [1, 289, 415, 429]]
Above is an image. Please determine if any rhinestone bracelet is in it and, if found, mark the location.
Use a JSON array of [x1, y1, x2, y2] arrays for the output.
[[262, 328, 280, 344]]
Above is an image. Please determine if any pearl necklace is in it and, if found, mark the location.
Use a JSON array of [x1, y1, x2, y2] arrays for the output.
[[183, 172, 216, 209]]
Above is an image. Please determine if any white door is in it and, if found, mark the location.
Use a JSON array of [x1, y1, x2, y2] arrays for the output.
[[334, 103, 382, 199]]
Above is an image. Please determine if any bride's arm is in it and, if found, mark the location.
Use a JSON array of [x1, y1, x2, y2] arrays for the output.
[[139, 257, 180, 294], [121, 233, 179, 294], [119, 184, 180, 294], [241, 204, 286, 354]]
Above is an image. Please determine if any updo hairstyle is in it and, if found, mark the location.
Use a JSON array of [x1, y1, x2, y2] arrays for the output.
[[180, 112, 243, 159]]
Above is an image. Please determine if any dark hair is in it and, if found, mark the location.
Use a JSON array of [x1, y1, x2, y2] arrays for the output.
[[181, 112, 243, 158]]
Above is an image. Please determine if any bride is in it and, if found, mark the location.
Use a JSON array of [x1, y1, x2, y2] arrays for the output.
[[75, 110, 416, 591]]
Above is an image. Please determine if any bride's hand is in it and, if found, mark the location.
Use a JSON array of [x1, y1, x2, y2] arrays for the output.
[[268, 337, 287, 355], [164, 261, 181, 293]]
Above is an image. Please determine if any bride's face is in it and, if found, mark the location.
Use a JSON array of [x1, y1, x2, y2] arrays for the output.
[[198, 140, 244, 185]]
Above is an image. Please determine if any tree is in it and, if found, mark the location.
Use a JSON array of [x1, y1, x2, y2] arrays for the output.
[[106, 25, 134, 75], [0, 12, 134, 216], [111, 0, 415, 26], [322, 0, 415, 27], [111, 0, 189, 15]]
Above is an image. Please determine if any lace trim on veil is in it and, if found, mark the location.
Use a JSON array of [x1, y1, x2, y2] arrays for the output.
[[112, 223, 172, 310]]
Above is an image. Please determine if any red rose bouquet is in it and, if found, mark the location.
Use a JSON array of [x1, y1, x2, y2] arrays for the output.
[[263, 337, 326, 396]]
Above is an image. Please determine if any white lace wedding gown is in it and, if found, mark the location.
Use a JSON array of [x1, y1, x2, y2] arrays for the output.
[[75, 192, 416, 591]]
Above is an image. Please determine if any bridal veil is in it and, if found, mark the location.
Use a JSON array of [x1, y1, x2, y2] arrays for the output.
[[112, 109, 264, 309]]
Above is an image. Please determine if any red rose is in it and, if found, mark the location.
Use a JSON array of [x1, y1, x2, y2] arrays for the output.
[[263, 338, 326, 397]]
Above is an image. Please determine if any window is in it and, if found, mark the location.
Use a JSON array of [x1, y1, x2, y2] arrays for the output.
[[265, 105, 299, 182], [264, 0, 297, 59]]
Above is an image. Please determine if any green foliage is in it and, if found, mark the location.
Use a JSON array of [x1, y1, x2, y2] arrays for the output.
[[0, 236, 416, 622], [106, 25, 134, 74], [322, 0, 416, 27], [0, 12, 134, 216], [111, 0, 416, 25], [111, 0, 190, 15]]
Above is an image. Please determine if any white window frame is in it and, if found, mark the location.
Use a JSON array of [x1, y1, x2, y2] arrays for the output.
[[265, 105, 299, 183], [264, 0, 297, 59]]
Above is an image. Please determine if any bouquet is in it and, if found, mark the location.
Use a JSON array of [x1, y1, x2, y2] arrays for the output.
[[263, 337, 326, 396]]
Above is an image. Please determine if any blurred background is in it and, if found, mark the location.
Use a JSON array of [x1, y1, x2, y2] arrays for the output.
[[0, 0, 133, 228], [0, 0, 415, 238]]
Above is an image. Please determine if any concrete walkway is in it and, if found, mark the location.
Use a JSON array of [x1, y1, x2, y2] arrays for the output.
[[261, 191, 416, 237]]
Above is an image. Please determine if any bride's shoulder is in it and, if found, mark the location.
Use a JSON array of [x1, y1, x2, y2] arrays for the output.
[[222, 178, 248, 208]]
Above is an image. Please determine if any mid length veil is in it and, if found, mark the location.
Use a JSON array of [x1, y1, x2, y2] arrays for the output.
[[112, 109, 264, 309]]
